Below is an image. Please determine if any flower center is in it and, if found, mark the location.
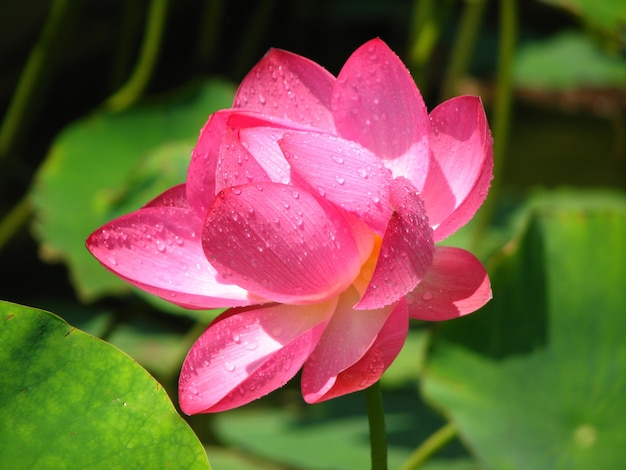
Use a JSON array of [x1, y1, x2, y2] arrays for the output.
[[351, 235, 383, 300]]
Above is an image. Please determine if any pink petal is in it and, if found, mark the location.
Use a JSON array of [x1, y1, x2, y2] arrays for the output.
[[238, 126, 293, 184], [279, 131, 393, 234], [143, 183, 189, 208], [233, 48, 336, 131], [421, 96, 494, 241], [355, 178, 434, 310], [301, 288, 408, 403], [406, 246, 491, 321], [305, 299, 408, 403], [203, 182, 363, 304], [214, 127, 271, 194], [179, 300, 336, 414], [186, 110, 230, 218], [187, 110, 309, 219], [86, 206, 261, 309], [331, 38, 430, 190]]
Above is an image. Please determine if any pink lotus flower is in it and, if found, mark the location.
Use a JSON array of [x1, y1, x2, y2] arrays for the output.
[[87, 38, 493, 414]]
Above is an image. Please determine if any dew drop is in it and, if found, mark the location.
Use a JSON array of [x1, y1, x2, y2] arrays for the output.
[[244, 341, 258, 350], [422, 292, 433, 301], [231, 187, 242, 195], [336, 176, 345, 185], [258, 94, 266, 105], [357, 168, 368, 178], [332, 155, 344, 164], [223, 362, 235, 372]]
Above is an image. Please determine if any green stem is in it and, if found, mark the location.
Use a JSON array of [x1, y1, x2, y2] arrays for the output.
[[0, 195, 32, 253], [365, 381, 388, 470], [104, 0, 170, 112], [401, 421, 457, 470], [194, 0, 225, 70], [231, 0, 278, 79], [408, 0, 440, 90], [0, 0, 74, 165], [439, 0, 488, 101], [471, 0, 517, 250]]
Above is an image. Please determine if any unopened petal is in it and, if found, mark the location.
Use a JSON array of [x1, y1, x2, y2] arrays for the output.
[[234, 48, 336, 131], [406, 246, 491, 321], [179, 301, 336, 414], [301, 288, 407, 403], [203, 182, 362, 304], [422, 96, 494, 241], [86, 205, 259, 309]]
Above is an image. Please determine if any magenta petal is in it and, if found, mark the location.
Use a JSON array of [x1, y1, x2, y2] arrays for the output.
[[179, 301, 335, 414], [187, 110, 306, 218], [331, 38, 430, 190], [356, 179, 434, 310], [186, 110, 231, 218], [86, 206, 260, 309], [214, 127, 271, 194], [421, 96, 494, 241], [280, 132, 393, 234], [406, 246, 491, 321], [143, 184, 189, 208], [203, 182, 362, 304], [305, 298, 408, 403], [238, 127, 293, 184], [233, 48, 336, 131], [301, 288, 407, 403]]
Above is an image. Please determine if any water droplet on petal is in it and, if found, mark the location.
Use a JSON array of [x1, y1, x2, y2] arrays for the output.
[[258, 94, 266, 105], [422, 292, 433, 301], [244, 341, 258, 350], [336, 176, 345, 185], [224, 362, 235, 372]]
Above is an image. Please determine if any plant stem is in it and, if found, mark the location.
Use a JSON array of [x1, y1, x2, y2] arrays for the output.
[[365, 381, 388, 470], [0, 195, 32, 253], [401, 421, 457, 470], [194, 0, 225, 70], [471, 0, 518, 250], [104, 0, 170, 112], [439, 0, 488, 102], [0, 0, 75, 165]]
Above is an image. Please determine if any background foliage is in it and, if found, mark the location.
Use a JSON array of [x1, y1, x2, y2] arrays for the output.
[[0, 0, 624, 469]]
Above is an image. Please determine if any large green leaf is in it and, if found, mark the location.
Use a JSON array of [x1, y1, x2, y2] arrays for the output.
[[539, 0, 626, 39], [514, 31, 626, 90], [0, 300, 210, 469], [422, 192, 626, 469], [31, 80, 235, 307]]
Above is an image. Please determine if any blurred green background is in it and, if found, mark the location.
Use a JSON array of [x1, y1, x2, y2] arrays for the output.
[[0, 1, 624, 469]]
